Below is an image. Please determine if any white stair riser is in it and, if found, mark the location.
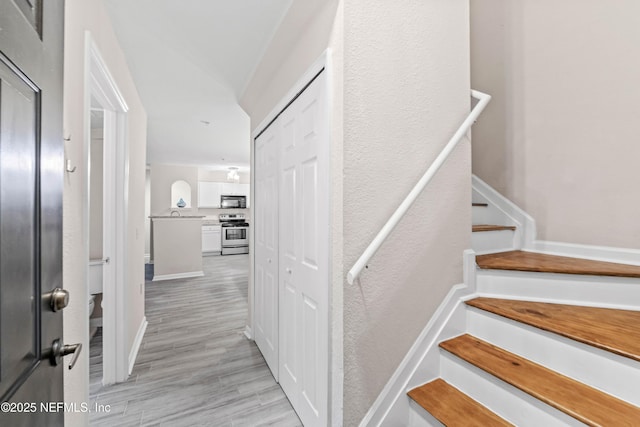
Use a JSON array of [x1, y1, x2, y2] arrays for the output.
[[406, 400, 444, 427], [472, 191, 520, 229], [440, 352, 586, 427], [472, 229, 517, 253], [472, 205, 492, 225], [467, 308, 640, 406], [477, 270, 640, 310], [405, 302, 467, 392]]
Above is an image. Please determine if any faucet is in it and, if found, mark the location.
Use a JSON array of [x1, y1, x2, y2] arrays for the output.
[[170, 209, 181, 217]]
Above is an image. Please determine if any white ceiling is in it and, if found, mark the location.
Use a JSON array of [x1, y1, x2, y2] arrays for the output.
[[104, 0, 294, 170]]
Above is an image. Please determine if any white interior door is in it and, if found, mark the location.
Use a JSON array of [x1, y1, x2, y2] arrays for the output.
[[278, 71, 329, 427], [254, 124, 280, 379]]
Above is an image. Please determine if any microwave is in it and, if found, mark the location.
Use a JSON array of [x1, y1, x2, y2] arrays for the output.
[[220, 195, 247, 209]]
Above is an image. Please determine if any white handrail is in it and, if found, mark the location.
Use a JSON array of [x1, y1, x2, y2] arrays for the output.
[[346, 90, 491, 285]]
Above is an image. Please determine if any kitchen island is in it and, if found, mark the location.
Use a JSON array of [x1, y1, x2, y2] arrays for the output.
[[150, 216, 205, 281]]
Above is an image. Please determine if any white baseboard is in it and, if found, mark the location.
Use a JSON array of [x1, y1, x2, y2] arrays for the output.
[[359, 283, 470, 427], [128, 316, 147, 375], [144, 254, 150, 263], [244, 325, 253, 340], [152, 271, 204, 281], [361, 251, 477, 427]]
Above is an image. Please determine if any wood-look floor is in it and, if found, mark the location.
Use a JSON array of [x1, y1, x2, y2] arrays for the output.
[[476, 250, 640, 278], [89, 255, 301, 427]]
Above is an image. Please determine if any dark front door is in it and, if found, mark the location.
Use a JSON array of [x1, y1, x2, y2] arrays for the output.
[[0, 1, 66, 426]]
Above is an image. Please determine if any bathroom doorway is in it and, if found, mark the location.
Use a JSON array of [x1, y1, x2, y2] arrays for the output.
[[88, 107, 106, 392], [86, 34, 130, 387]]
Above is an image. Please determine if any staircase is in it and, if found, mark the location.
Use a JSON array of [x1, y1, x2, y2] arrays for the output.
[[471, 201, 520, 253], [404, 203, 640, 426]]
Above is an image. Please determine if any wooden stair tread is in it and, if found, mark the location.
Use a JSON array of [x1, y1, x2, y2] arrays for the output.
[[472, 224, 516, 232], [440, 335, 640, 426], [476, 250, 640, 278], [466, 298, 640, 362], [472, 202, 489, 207], [408, 378, 513, 426]]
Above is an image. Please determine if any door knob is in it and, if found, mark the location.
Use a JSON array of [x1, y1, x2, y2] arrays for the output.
[[46, 339, 82, 370], [48, 288, 69, 312]]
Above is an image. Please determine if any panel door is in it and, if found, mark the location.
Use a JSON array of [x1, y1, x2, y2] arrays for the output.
[[278, 71, 329, 427], [0, 1, 65, 426], [253, 124, 280, 379]]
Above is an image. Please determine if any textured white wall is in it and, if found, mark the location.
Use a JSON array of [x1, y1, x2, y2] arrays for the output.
[[471, 0, 640, 249], [63, 1, 147, 425], [342, 0, 471, 424]]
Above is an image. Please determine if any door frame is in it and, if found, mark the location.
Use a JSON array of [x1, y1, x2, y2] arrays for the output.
[[249, 49, 341, 424], [84, 32, 130, 384]]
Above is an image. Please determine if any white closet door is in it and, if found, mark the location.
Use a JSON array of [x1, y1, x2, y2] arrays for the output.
[[279, 71, 329, 427], [254, 124, 280, 379]]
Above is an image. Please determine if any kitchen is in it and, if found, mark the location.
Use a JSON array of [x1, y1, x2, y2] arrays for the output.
[[146, 164, 251, 281]]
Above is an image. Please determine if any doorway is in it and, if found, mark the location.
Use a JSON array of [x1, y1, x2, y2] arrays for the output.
[[85, 34, 130, 386], [88, 107, 106, 391]]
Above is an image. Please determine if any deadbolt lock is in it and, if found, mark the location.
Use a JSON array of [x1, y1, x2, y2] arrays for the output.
[[48, 288, 69, 312]]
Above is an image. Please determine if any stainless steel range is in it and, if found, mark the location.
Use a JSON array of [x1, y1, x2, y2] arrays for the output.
[[219, 213, 249, 255]]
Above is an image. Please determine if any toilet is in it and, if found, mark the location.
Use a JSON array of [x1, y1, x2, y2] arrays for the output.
[[89, 294, 96, 316], [89, 294, 98, 338], [89, 259, 104, 338], [89, 259, 104, 294]]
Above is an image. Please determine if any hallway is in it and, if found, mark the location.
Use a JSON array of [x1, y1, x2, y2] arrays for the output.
[[89, 255, 301, 426]]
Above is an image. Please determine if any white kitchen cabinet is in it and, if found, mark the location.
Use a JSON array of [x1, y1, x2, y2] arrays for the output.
[[198, 182, 222, 208], [220, 183, 241, 195], [202, 225, 221, 254]]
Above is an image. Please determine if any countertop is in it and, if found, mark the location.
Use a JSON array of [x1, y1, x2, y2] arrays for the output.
[[149, 215, 224, 225], [149, 215, 205, 219]]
